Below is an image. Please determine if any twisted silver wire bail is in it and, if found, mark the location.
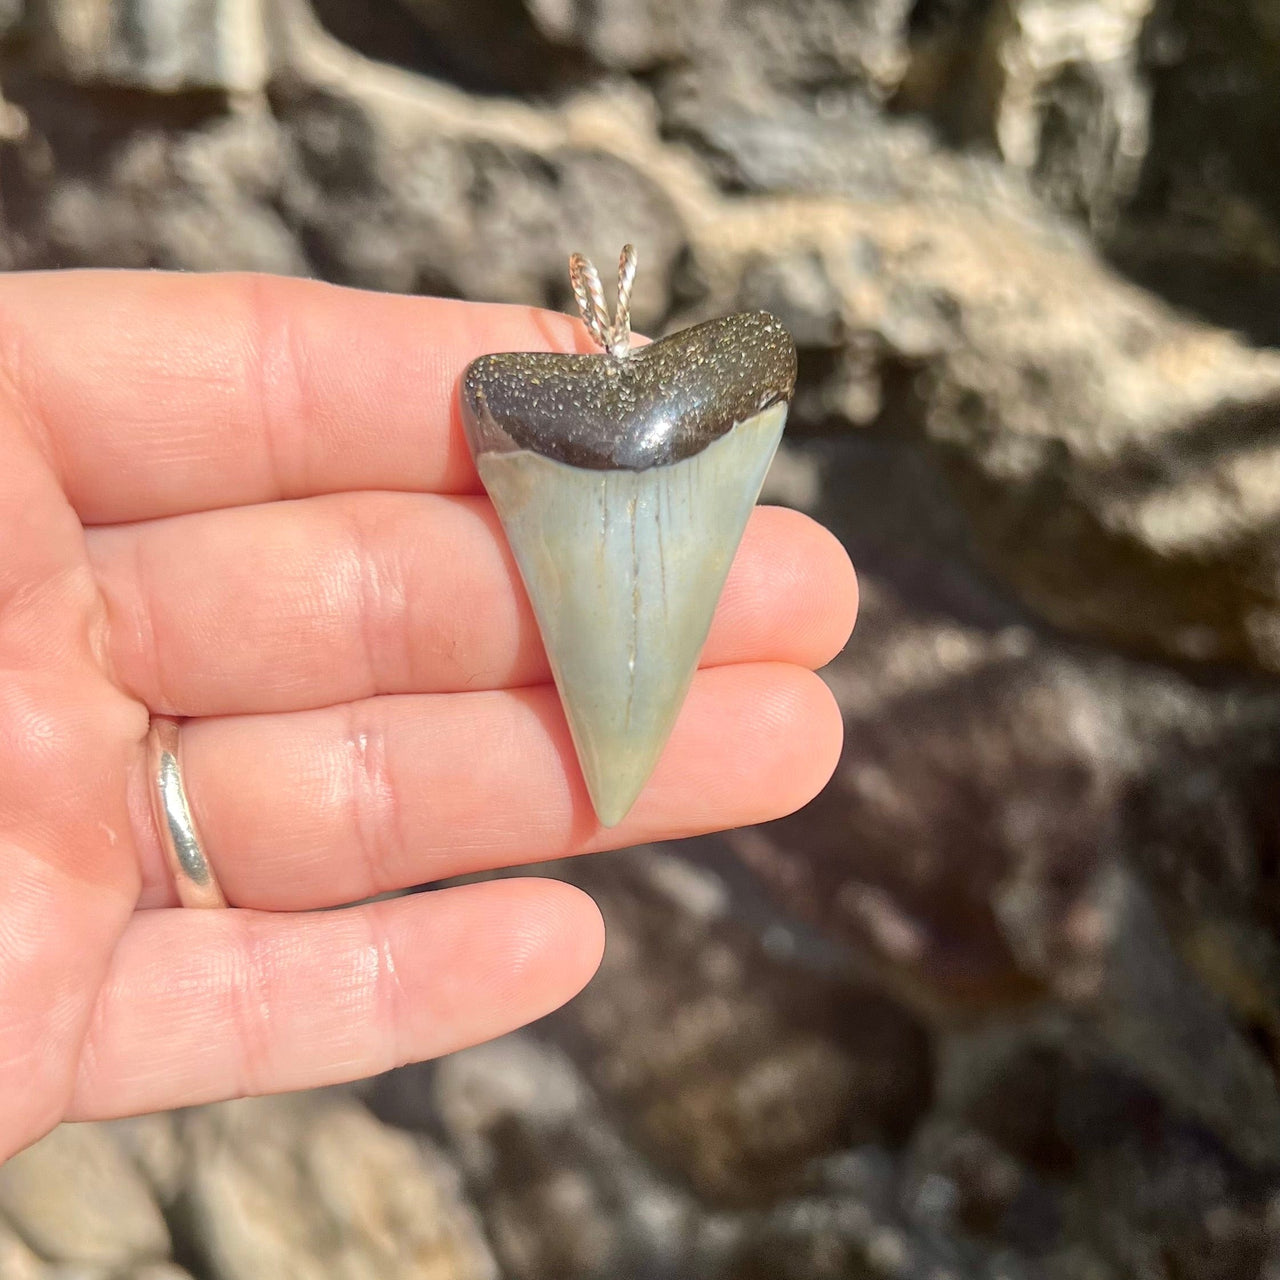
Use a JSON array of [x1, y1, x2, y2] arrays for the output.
[[568, 244, 637, 359], [610, 244, 637, 357], [569, 252, 611, 350]]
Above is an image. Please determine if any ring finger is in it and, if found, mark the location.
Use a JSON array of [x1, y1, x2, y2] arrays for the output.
[[132, 663, 844, 909]]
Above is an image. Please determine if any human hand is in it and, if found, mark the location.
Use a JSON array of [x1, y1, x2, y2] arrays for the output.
[[0, 272, 856, 1159]]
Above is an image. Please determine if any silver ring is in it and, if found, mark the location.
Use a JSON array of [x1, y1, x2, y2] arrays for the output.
[[147, 716, 227, 909]]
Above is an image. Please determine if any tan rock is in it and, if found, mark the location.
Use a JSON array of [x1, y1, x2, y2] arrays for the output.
[[0, 1216, 45, 1280], [184, 1094, 495, 1280], [25, 0, 271, 92], [0, 1124, 170, 1266]]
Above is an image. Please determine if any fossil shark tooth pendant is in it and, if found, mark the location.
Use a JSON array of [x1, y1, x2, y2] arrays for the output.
[[460, 245, 797, 826]]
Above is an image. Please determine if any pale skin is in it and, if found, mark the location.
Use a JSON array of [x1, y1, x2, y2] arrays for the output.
[[0, 271, 857, 1162]]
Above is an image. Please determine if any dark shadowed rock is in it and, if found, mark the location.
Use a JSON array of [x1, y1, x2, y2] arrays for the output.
[[418, 1036, 706, 1280], [551, 849, 934, 1205], [738, 430, 1280, 1167], [1111, 0, 1280, 345], [265, 73, 688, 318]]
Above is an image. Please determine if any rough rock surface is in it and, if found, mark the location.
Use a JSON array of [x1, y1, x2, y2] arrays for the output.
[[23, 0, 273, 92], [4, 1096, 495, 1280], [180, 1095, 496, 1280], [3, 0, 1280, 1278], [0, 1120, 171, 1266]]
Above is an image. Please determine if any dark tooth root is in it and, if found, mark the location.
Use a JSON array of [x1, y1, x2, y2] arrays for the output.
[[461, 311, 797, 471]]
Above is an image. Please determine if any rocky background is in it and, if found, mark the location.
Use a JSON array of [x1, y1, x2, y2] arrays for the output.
[[2, 0, 1280, 1275]]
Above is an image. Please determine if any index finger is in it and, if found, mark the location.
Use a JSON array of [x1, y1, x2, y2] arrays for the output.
[[0, 270, 601, 524]]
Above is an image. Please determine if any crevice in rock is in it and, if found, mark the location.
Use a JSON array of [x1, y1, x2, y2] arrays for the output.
[[308, 0, 598, 99], [1100, 0, 1280, 349], [889, 0, 1000, 148], [0, 65, 231, 176], [162, 1189, 216, 1280], [1104, 242, 1280, 351]]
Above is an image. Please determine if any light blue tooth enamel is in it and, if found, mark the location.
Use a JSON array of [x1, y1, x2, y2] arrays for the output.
[[478, 401, 788, 827]]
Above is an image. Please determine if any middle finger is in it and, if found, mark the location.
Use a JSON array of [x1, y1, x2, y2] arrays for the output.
[[88, 492, 854, 716]]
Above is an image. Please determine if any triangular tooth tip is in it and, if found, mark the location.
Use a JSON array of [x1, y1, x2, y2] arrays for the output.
[[590, 790, 637, 829], [575, 718, 673, 827]]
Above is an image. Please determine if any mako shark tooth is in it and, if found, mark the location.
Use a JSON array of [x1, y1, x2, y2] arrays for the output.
[[476, 399, 787, 825], [460, 250, 797, 826]]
